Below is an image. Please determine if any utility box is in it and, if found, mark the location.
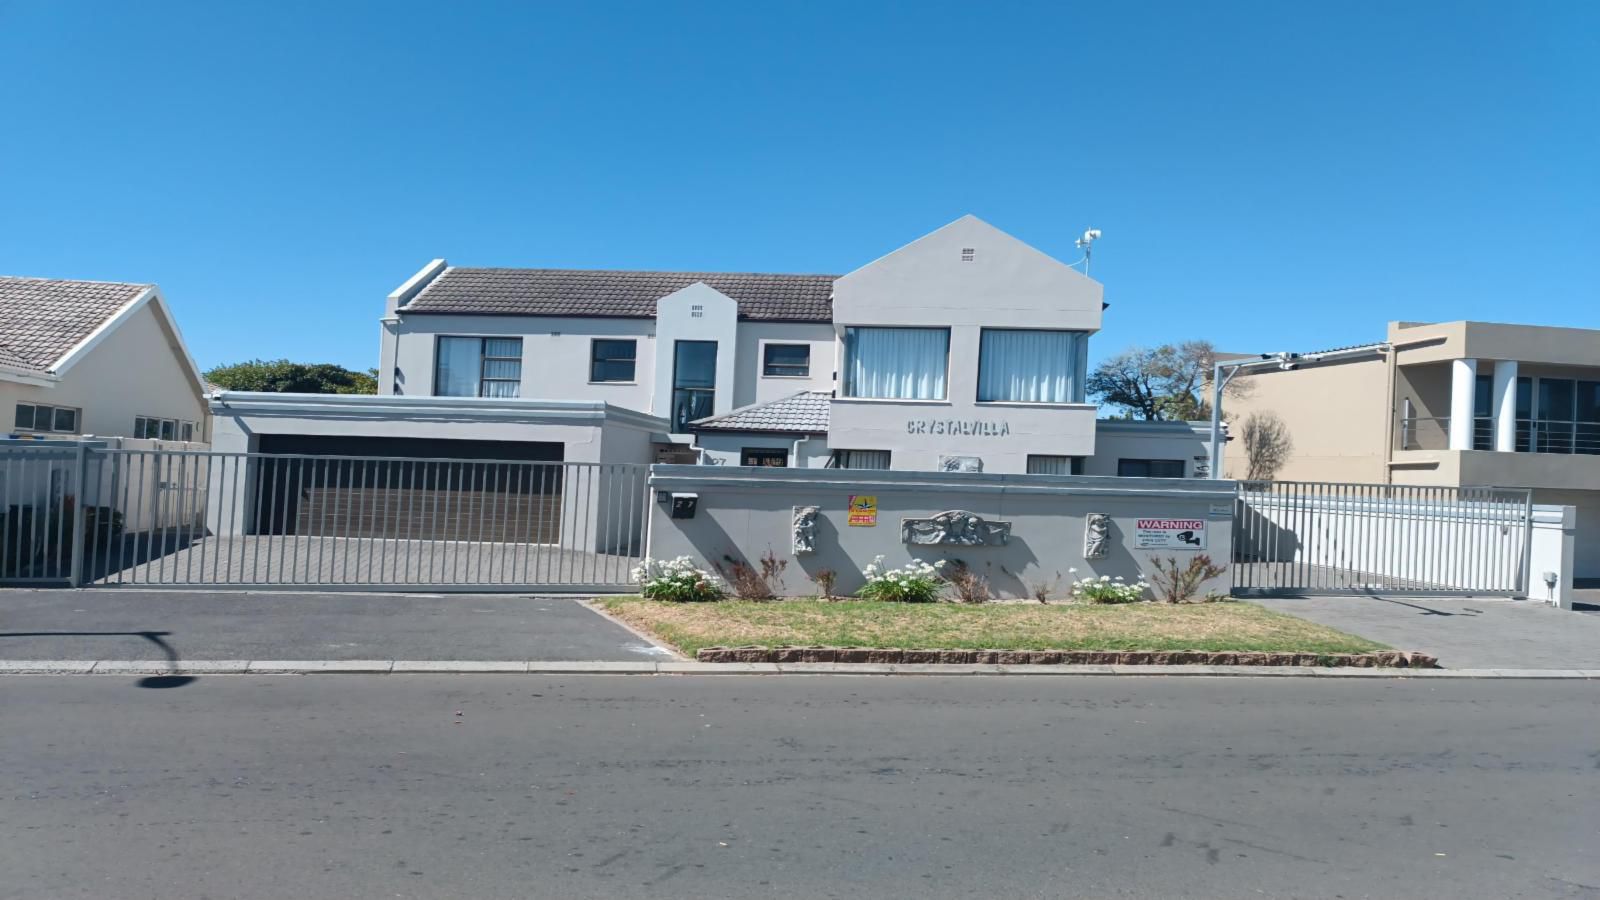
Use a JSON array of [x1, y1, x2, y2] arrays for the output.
[[669, 493, 698, 519]]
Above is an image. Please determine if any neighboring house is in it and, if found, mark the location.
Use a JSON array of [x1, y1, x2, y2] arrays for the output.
[[0, 276, 210, 444], [1221, 320, 1600, 579]]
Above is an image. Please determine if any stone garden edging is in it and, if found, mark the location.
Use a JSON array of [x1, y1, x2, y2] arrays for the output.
[[694, 647, 1440, 668]]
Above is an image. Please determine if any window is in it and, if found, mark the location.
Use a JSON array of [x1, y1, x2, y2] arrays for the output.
[[1536, 378, 1576, 454], [671, 340, 718, 431], [741, 447, 789, 467], [762, 343, 811, 377], [1118, 458, 1185, 478], [1027, 455, 1082, 476], [13, 403, 80, 434], [435, 336, 523, 398], [977, 329, 1085, 403], [134, 415, 198, 441], [1471, 374, 1494, 451], [831, 449, 891, 470], [841, 327, 948, 400], [590, 339, 637, 383]]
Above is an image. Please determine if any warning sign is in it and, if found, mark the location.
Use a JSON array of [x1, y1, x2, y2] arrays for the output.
[[848, 495, 878, 527], [1135, 518, 1206, 550]]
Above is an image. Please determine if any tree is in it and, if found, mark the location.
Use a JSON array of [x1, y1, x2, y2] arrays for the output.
[[205, 359, 378, 395], [1241, 411, 1293, 481], [1086, 341, 1249, 421]]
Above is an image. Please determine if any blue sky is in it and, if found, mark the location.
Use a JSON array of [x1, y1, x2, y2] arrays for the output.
[[1, 1, 1595, 373]]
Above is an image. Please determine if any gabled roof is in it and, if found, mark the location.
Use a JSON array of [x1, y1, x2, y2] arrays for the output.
[[397, 267, 837, 322], [0, 276, 152, 373], [689, 391, 832, 435]]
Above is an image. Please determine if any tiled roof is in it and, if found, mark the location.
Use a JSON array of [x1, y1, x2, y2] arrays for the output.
[[399, 267, 836, 322], [0, 276, 150, 373], [690, 391, 832, 434]]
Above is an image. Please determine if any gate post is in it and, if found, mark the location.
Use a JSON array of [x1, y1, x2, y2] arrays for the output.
[[68, 444, 89, 587]]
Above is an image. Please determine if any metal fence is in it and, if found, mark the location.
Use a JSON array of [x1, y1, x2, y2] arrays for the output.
[[0, 445, 651, 590], [1232, 480, 1533, 596]]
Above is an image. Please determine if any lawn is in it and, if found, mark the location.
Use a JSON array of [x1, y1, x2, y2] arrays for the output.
[[594, 598, 1387, 657]]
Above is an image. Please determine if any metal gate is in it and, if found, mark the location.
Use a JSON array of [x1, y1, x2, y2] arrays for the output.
[[1232, 480, 1533, 596], [0, 445, 651, 591]]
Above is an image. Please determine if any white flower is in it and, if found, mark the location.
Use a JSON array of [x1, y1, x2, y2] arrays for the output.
[[1100, 575, 1111, 582]]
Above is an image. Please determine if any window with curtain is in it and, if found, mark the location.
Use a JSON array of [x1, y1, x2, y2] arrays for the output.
[[977, 329, 1083, 403], [842, 327, 948, 400], [1026, 455, 1081, 475], [831, 449, 891, 470], [435, 337, 522, 398]]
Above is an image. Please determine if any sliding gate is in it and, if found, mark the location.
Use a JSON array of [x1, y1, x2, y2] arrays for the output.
[[1232, 480, 1533, 596], [0, 446, 651, 591]]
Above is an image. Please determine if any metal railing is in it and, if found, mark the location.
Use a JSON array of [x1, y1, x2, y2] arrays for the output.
[[1397, 415, 1600, 454], [1233, 480, 1532, 596], [1, 446, 651, 590]]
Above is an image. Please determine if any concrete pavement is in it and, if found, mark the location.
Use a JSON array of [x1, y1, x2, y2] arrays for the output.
[[0, 589, 671, 661], [3, 675, 1596, 899], [1254, 595, 1600, 669]]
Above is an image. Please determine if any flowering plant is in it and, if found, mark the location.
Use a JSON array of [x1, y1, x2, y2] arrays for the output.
[[857, 556, 946, 603], [632, 556, 725, 602], [1070, 570, 1150, 604]]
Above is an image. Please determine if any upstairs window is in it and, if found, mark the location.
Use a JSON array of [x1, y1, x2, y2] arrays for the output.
[[590, 339, 638, 383], [13, 402, 80, 434], [977, 329, 1085, 403], [435, 337, 522, 398], [841, 327, 948, 400], [762, 343, 811, 377]]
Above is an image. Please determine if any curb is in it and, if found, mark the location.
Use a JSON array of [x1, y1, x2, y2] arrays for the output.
[[0, 660, 1597, 678]]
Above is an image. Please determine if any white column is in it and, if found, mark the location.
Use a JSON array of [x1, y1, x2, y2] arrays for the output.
[[1491, 360, 1519, 452], [1448, 358, 1477, 450]]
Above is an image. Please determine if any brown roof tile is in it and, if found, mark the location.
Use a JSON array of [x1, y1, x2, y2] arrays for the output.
[[0, 276, 151, 373]]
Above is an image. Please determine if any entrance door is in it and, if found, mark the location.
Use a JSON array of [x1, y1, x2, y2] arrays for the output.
[[672, 340, 717, 431]]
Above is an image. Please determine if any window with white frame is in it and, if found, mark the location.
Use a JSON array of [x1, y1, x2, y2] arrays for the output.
[[134, 415, 199, 442], [830, 449, 891, 470], [762, 343, 811, 377], [841, 327, 948, 400], [977, 329, 1086, 403], [435, 337, 523, 397], [13, 403, 80, 434]]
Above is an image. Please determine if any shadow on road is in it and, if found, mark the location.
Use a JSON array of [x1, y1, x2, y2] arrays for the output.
[[0, 629, 196, 688]]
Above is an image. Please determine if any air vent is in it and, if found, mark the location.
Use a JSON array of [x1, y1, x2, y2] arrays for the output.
[[960, 247, 976, 262]]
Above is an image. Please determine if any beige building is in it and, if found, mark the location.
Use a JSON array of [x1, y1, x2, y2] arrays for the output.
[[1223, 320, 1600, 580]]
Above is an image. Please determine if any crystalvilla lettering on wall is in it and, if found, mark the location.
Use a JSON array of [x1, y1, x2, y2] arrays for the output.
[[906, 419, 1011, 437]]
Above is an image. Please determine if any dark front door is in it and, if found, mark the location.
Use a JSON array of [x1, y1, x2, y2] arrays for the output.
[[672, 340, 717, 431]]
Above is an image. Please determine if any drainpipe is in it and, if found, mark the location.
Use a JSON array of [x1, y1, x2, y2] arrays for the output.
[[791, 433, 812, 468], [380, 314, 402, 396]]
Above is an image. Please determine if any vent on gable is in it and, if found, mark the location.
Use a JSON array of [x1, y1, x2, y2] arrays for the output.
[[960, 247, 976, 262]]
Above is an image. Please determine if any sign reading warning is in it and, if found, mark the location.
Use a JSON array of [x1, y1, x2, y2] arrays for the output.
[[847, 495, 878, 527], [1135, 518, 1206, 550]]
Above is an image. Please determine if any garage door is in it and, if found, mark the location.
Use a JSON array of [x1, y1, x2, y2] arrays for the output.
[[255, 435, 564, 543]]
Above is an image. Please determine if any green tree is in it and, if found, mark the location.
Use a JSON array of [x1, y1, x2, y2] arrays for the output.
[[205, 359, 378, 395], [1086, 341, 1249, 421]]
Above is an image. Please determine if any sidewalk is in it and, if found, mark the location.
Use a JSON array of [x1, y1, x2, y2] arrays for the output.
[[0, 589, 673, 662]]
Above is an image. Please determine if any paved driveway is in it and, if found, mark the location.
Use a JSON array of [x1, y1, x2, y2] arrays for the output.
[[1256, 595, 1600, 669], [0, 590, 670, 662]]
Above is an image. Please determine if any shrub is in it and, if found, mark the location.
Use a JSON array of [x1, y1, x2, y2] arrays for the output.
[[1071, 573, 1150, 604], [808, 568, 839, 600], [716, 549, 787, 600], [1147, 554, 1228, 603], [857, 556, 945, 603], [943, 559, 992, 604], [632, 556, 725, 602]]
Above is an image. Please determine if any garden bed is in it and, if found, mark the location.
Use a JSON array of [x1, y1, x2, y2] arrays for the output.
[[595, 598, 1395, 660]]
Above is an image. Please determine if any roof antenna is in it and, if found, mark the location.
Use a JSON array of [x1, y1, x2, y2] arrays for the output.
[[1074, 228, 1103, 277]]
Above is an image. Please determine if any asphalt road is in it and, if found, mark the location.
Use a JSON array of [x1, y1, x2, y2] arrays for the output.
[[0, 590, 664, 661], [4, 676, 1598, 899]]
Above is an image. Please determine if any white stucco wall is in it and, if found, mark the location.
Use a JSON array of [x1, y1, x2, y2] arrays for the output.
[[731, 321, 837, 408], [651, 284, 739, 426], [2, 303, 207, 443], [1084, 421, 1219, 478]]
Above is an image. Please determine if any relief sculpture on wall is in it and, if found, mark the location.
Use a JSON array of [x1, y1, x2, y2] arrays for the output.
[[901, 510, 1011, 547], [792, 505, 819, 554], [1083, 513, 1110, 559]]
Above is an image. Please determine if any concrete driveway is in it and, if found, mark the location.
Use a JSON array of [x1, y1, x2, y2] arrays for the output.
[[1255, 595, 1600, 669], [0, 589, 670, 662]]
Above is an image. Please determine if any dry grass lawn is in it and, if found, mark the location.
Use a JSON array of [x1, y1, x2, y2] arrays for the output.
[[596, 598, 1387, 657]]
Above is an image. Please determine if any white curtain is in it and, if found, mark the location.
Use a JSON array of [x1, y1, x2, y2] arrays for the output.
[[978, 330, 1080, 403], [843, 327, 948, 400], [838, 449, 891, 470], [1026, 455, 1074, 475], [435, 337, 481, 397]]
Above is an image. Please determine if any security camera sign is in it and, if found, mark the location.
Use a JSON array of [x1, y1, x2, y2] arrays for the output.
[[1135, 518, 1207, 550]]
